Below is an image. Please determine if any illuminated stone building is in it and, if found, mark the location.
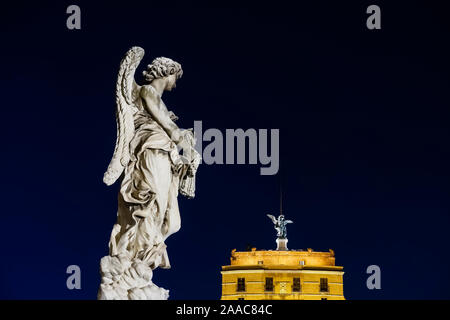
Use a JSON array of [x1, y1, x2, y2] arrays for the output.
[[221, 247, 345, 300], [220, 213, 345, 300]]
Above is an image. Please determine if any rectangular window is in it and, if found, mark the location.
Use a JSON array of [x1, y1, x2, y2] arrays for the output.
[[265, 277, 274, 291], [320, 278, 329, 292], [293, 278, 301, 292], [237, 278, 246, 292]]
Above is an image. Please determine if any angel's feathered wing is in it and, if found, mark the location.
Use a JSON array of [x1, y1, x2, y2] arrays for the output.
[[267, 214, 277, 225], [103, 46, 145, 186]]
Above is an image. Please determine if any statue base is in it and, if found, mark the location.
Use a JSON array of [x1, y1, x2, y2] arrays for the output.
[[276, 238, 288, 251], [98, 253, 169, 300]]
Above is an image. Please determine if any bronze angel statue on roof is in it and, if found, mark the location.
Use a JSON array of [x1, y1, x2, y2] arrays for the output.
[[98, 47, 201, 300], [267, 214, 293, 239]]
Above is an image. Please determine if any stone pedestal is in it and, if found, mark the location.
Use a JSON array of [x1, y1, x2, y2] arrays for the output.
[[276, 238, 288, 251]]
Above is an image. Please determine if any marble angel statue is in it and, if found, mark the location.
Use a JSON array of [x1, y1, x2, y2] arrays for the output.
[[98, 47, 201, 300]]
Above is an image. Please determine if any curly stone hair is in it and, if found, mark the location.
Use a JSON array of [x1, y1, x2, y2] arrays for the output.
[[142, 57, 183, 83]]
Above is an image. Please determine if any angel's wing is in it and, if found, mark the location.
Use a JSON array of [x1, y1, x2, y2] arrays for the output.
[[267, 214, 277, 225], [103, 46, 145, 186], [285, 220, 293, 224]]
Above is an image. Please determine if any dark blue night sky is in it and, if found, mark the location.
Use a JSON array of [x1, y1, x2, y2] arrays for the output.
[[1, 1, 449, 299]]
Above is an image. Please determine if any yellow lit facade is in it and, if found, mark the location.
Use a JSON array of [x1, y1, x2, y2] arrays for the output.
[[221, 248, 345, 300]]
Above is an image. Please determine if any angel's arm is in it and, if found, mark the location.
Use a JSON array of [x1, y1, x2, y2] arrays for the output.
[[285, 220, 293, 224], [140, 85, 183, 143]]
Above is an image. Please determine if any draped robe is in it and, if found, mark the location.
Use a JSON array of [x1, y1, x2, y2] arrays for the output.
[[108, 106, 188, 270]]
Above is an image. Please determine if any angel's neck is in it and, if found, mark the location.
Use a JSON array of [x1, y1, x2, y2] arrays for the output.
[[149, 78, 166, 97]]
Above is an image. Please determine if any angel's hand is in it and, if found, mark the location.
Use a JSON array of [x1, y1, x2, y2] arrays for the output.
[[177, 129, 194, 147], [176, 133, 191, 152], [182, 128, 194, 140]]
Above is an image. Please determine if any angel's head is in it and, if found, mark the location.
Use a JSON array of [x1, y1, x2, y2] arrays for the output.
[[143, 57, 183, 91]]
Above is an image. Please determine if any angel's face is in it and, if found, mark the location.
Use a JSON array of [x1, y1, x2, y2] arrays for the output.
[[165, 74, 177, 91]]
